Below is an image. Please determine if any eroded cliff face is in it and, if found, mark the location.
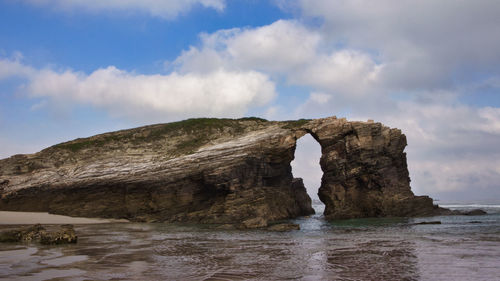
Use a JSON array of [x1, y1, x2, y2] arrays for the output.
[[0, 116, 440, 225]]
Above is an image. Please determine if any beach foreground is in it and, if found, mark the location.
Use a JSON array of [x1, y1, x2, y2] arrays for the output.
[[0, 204, 499, 280], [0, 212, 128, 225]]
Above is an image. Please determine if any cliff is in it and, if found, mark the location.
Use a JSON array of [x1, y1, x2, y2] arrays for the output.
[[0, 116, 442, 226]]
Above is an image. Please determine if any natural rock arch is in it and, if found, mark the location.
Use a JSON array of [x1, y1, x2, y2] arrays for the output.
[[291, 132, 323, 210], [0, 116, 441, 226], [297, 118, 436, 220]]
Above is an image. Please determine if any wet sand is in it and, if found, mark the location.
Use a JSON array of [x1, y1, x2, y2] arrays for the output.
[[0, 211, 128, 225], [2, 211, 500, 280], [1, 204, 499, 280]]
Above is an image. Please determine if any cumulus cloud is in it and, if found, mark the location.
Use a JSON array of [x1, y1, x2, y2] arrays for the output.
[[175, 20, 322, 73], [22, 0, 225, 19], [295, 0, 500, 90], [224, 20, 321, 73], [0, 58, 276, 121], [291, 50, 381, 96], [175, 20, 381, 99], [0, 56, 35, 79]]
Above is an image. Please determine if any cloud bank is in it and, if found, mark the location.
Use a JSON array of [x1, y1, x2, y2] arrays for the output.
[[0, 57, 276, 121]]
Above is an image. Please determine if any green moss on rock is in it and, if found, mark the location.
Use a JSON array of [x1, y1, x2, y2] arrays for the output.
[[50, 117, 269, 153], [283, 119, 311, 129]]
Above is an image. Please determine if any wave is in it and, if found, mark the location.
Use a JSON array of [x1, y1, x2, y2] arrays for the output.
[[439, 204, 500, 208]]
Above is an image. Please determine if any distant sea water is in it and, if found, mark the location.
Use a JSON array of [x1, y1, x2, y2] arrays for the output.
[[1, 201, 499, 281], [439, 202, 500, 214]]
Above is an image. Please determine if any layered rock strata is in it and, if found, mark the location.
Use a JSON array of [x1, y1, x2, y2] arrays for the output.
[[302, 118, 441, 220], [0, 117, 442, 224]]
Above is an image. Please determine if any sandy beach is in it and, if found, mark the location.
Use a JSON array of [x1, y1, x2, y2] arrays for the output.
[[0, 211, 128, 225]]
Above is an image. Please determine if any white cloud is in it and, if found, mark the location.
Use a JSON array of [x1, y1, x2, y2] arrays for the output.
[[309, 92, 331, 104], [174, 46, 229, 74], [291, 50, 381, 95], [0, 58, 276, 121], [176, 20, 322, 73], [224, 20, 321, 72], [0, 57, 35, 79], [410, 157, 500, 194], [478, 107, 500, 134], [295, 0, 500, 90], [175, 20, 380, 99], [346, 96, 500, 198], [22, 0, 225, 19]]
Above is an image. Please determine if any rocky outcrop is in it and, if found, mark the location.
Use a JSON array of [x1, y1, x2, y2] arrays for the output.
[[412, 221, 441, 225], [438, 208, 488, 216], [302, 118, 441, 220], [462, 209, 487, 216], [40, 224, 78, 245], [0, 224, 77, 244], [0, 116, 443, 224]]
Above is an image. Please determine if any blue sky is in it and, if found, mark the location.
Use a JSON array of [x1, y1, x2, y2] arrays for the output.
[[1, 0, 500, 202], [0, 0, 290, 72]]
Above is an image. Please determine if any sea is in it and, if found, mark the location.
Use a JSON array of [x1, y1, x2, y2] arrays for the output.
[[0, 201, 499, 281]]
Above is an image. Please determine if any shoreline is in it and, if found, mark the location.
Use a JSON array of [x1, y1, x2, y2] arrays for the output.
[[0, 211, 128, 225]]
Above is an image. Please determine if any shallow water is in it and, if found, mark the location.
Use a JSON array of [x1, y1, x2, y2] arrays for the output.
[[1, 204, 499, 280]]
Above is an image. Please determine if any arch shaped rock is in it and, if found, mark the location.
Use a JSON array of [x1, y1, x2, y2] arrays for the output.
[[0, 117, 443, 225]]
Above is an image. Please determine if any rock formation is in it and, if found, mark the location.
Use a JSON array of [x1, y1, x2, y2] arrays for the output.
[[0, 116, 444, 226], [304, 118, 441, 220], [0, 224, 77, 244]]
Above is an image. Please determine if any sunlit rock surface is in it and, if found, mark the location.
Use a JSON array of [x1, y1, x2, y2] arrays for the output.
[[0, 116, 443, 224]]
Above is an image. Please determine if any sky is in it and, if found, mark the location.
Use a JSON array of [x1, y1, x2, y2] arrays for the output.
[[1, 0, 500, 203]]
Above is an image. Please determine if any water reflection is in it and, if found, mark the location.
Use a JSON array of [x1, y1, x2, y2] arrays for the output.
[[0, 212, 499, 280], [325, 239, 419, 280]]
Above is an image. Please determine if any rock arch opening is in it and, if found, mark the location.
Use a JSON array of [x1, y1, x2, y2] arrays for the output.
[[291, 133, 324, 214]]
